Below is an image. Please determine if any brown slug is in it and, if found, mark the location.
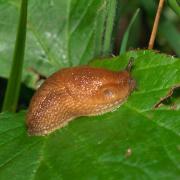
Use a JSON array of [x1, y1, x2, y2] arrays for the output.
[[27, 61, 136, 136]]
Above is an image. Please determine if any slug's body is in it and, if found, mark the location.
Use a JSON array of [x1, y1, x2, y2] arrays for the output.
[[27, 64, 136, 136]]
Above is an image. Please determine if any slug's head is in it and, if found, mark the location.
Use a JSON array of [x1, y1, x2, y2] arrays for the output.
[[66, 61, 136, 114], [95, 71, 135, 104], [89, 70, 135, 109]]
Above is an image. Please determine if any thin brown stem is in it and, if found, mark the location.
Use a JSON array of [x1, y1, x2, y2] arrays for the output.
[[148, 0, 165, 49]]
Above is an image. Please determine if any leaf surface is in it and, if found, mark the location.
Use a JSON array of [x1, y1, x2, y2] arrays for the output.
[[0, 50, 180, 180]]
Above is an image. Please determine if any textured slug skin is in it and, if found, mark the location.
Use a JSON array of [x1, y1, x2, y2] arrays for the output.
[[27, 66, 136, 136]]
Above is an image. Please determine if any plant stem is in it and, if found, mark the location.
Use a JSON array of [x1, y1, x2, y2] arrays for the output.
[[148, 0, 165, 49], [2, 0, 28, 112]]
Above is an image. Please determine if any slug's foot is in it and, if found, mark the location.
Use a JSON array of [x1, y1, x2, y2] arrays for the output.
[[27, 120, 70, 136]]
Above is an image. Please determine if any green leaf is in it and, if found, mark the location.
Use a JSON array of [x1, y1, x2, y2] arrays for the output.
[[167, 0, 180, 17], [0, 50, 180, 179], [119, 8, 140, 55], [2, 0, 27, 112], [94, 1, 108, 56], [0, 0, 114, 89], [102, 0, 117, 55]]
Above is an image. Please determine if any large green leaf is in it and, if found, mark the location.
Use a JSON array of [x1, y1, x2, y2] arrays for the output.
[[0, 50, 180, 179], [0, 0, 111, 88]]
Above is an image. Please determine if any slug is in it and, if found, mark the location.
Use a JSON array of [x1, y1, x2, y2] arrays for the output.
[[27, 60, 136, 136]]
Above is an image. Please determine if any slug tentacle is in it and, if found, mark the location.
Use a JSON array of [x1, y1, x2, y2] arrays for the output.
[[27, 64, 136, 136]]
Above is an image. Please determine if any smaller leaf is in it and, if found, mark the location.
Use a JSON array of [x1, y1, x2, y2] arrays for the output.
[[167, 0, 180, 17], [119, 8, 140, 55], [102, 0, 117, 55], [94, 2, 107, 56]]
